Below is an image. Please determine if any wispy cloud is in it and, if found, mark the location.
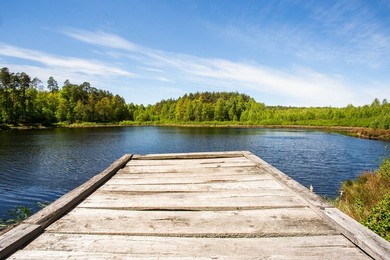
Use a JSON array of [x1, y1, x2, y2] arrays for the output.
[[0, 27, 377, 106], [217, 1, 390, 69], [60, 28, 359, 106], [308, 1, 390, 68], [157, 77, 174, 83], [61, 28, 138, 51], [0, 43, 134, 77]]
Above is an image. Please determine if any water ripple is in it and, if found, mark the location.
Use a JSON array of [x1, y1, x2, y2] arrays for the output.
[[0, 127, 388, 218]]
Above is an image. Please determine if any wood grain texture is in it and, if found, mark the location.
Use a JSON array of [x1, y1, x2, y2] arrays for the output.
[[121, 163, 257, 174], [118, 165, 266, 175], [46, 207, 337, 237], [0, 224, 42, 259], [132, 151, 246, 160], [13, 234, 369, 259], [127, 156, 250, 166], [99, 179, 285, 192], [77, 189, 306, 210], [109, 174, 271, 186]]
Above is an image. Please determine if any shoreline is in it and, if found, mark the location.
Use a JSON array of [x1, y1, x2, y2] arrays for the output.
[[1, 122, 389, 142]]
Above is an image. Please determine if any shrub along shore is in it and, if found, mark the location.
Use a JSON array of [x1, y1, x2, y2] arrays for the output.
[[335, 158, 390, 242]]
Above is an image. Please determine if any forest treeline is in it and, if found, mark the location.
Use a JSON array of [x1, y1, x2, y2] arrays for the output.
[[0, 67, 389, 129]]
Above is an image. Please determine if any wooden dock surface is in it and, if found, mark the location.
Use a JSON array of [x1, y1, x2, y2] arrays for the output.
[[2, 151, 390, 259]]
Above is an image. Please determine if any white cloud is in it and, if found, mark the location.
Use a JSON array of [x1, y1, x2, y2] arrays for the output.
[[0, 28, 373, 106], [61, 28, 138, 51], [0, 63, 95, 86], [157, 77, 174, 83], [167, 57, 355, 106], [302, 1, 390, 68], [58, 28, 364, 106], [0, 43, 134, 77], [213, 1, 390, 69]]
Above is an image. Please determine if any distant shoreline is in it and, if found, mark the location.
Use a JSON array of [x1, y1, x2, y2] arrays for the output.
[[2, 122, 390, 142]]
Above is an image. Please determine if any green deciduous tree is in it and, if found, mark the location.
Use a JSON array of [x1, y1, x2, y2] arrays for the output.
[[47, 76, 59, 93]]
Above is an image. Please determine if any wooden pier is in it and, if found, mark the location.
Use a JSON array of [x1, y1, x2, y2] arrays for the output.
[[1, 151, 389, 259]]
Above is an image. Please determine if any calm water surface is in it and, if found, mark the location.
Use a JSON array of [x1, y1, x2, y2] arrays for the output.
[[0, 126, 389, 218]]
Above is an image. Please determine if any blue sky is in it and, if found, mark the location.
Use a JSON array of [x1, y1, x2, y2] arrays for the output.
[[0, 0, 389, 107]]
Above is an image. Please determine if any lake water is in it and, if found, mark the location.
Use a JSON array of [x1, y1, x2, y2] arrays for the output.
[[0, 126, 389, 218]]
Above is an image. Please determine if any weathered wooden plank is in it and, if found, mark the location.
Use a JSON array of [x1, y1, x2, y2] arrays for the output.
[[127, 157, 250, 166], [113, 169, 271, 180], [46, 208, 337, 237], [322, 207, 390, 260], [77, 189, 306, 210], [108, 172, 274, 183], [0, 224, 42, 259], [109, 174, 272, 185], [13, 234, 369, 259], [123, 162, 257, 172], [119, 165, 265, 175], [8, 250, 369, 260], [10, 251, 213, 260], [132, 151, 246, 160], [23, 154, 132, 229], [99, 179, 285, 192]]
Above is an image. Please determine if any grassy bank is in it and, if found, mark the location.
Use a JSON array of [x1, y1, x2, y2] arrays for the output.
[[334, 158, 390, 241], [346, 128, 390, 141]]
